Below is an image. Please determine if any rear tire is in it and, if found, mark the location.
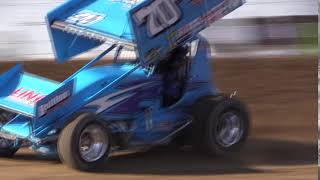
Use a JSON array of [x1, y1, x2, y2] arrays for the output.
[[0, 138, 18, 158], [57, 113, 111, 171], [192, 95, 250, 156], [0, 110, 19, 158]]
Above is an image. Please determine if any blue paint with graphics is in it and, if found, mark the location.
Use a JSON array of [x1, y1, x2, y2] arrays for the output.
[[0, 0, 243, 156]]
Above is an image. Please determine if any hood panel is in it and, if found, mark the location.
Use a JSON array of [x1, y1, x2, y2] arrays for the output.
[[73, 64, 147, 94]]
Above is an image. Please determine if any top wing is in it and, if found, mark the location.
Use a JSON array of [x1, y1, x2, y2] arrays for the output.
[[129, 0, 246, 64], [47, 0, 244, 64], [47, 0, 144, 63]]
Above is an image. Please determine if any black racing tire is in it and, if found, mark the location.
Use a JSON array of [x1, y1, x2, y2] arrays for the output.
[[0, 140, 19, 158], [57, 113, 111, 171], [192, 95, 250, 156], [0, 110, 19, 158]]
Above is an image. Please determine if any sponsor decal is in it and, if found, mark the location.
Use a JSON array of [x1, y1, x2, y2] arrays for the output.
[[66, 10, 106, 25], [168, 0, 244, 47], [37, 90, 71, 118], [9, 88, 46, 106], [133, 0, 181, 37]]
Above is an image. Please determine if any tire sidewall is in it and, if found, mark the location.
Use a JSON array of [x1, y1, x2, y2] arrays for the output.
[[58, 113, 111, 171], [206, 98, 250, 155], [0, 144, 18, 157], [0, 111, 19, 157]]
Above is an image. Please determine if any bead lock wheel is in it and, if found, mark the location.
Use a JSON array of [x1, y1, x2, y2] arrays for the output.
[[215, 111, 243, 148], [79, 124, 108, 163]]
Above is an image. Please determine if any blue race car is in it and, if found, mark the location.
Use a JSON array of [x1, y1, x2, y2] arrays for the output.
[[0, 0, 249, 171]]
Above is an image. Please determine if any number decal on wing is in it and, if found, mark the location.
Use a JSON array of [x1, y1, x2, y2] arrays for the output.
[[134, 0, 181, 37], [66, 11, 106, 25]]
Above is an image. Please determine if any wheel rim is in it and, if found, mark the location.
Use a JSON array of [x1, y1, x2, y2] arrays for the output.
[[215, 111, 243, 147], [78, 124, 108, 163]]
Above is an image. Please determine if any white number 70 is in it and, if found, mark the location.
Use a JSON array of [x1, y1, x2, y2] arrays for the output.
[[133, 0, 181, 37]]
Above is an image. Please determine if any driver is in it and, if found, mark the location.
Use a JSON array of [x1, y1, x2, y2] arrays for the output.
[[156, 46, 189, 106]]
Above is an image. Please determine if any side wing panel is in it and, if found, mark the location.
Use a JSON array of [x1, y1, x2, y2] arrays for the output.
[[129, 0, 245, 64]]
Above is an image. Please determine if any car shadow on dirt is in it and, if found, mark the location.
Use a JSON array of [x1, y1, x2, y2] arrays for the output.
[[94, 138, 316, 175], [9, 138, 317, 175], [9, 153, 61, 164]]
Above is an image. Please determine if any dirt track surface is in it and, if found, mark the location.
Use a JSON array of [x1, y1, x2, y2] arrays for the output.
[[0, 56, 317, 179]]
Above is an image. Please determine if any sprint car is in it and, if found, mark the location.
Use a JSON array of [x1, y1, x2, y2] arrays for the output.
[[0, 0, 249, 171]]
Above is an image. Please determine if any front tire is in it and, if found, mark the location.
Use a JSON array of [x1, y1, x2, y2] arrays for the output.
[[0, 138, 18, 158], [192, 95, 250, 156], [0, 110, 19, 157], [57, 113, 111, 171]]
